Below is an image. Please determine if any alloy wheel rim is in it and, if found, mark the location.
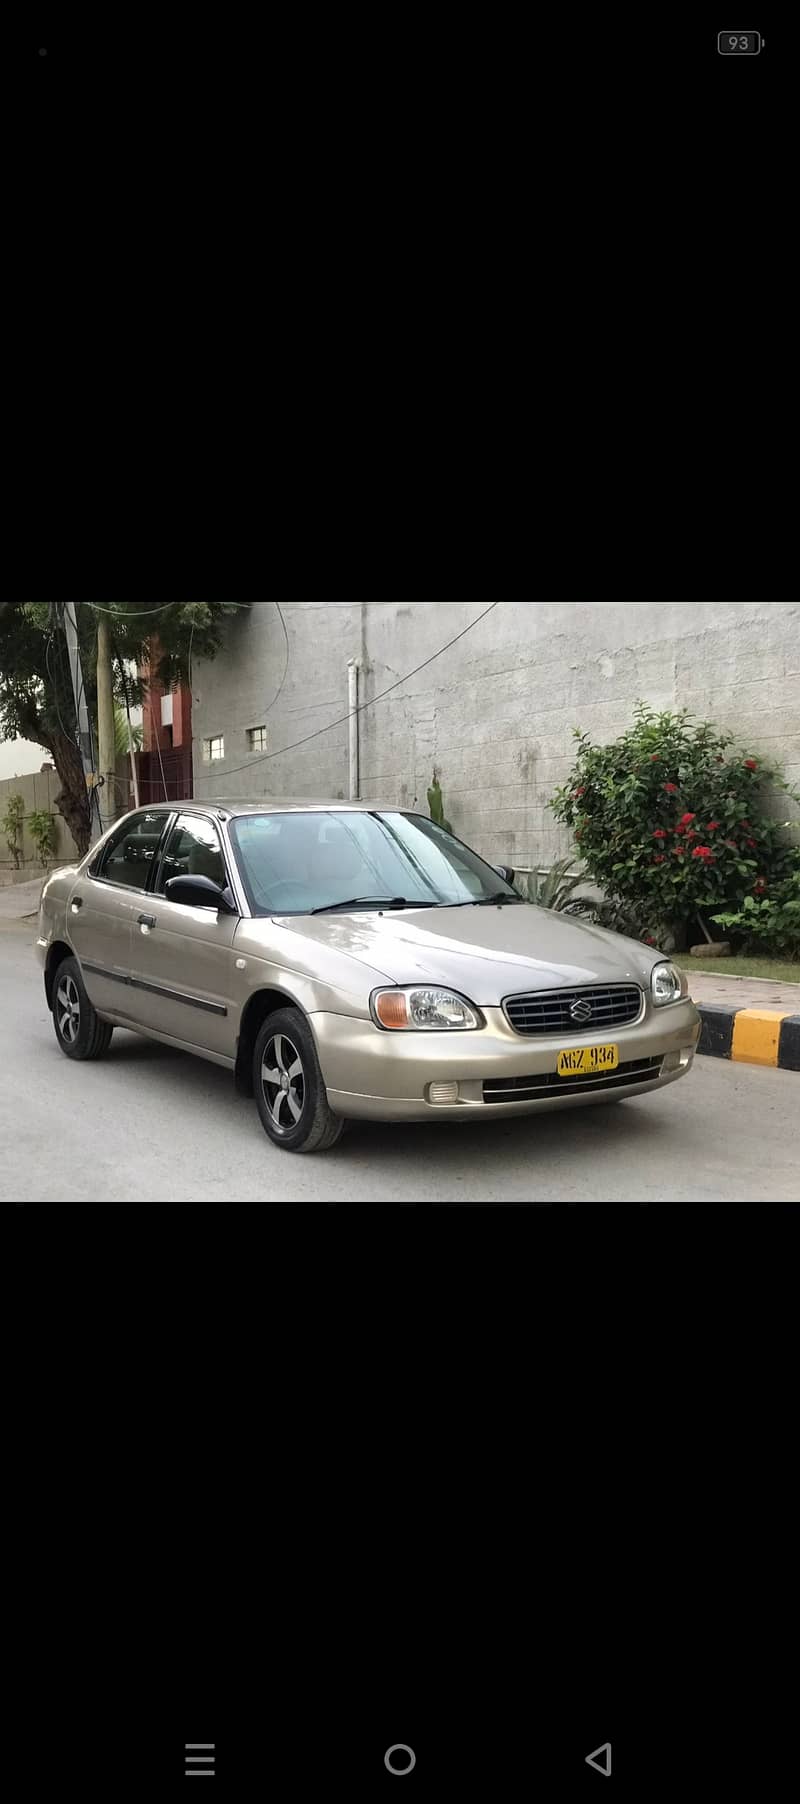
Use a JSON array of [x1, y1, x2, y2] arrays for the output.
[[261, 1033, 305, 1135], [56, 974, 80, 1045]]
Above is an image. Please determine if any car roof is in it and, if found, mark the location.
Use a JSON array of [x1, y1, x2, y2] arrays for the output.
[[136, 798, 416, 816]]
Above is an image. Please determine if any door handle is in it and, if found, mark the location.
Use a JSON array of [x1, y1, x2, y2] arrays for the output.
[[70, 898, 83, 913], [137, 913, 156, 929]]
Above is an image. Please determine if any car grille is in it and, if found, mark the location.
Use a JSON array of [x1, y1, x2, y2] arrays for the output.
[[503, 984, 643, 1035], [482, 1055, 663, 1103]]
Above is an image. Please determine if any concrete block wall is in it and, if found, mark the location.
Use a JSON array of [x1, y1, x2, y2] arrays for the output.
[[0, 768, 79, 873], [0, 757, 135, 877], [191, 602, 800, 871]]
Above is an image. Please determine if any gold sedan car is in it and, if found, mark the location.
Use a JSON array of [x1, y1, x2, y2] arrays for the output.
[[36, 800, 700, 1152]]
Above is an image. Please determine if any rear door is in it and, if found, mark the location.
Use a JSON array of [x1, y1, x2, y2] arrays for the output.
[[67, 809, 172, 1019], [126, 812, 240, 1058]]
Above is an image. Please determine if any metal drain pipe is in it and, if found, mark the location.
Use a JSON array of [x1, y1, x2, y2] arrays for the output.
[[347, 657, 360, 799]]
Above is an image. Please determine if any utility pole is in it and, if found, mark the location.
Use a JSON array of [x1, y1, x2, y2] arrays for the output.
[[95, 611, 116, 834], [119, 659, 140, 808], [61, 602, 103, 844]]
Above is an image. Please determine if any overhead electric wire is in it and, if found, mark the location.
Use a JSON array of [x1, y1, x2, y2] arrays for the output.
[[262, 601, 290, 716], [46, 629, 76, 745], [53, 604, 104, 835], [83, 601, 252, 619], [194, 602, 500, 787]]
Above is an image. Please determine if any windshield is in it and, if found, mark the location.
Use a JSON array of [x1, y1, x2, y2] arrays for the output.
[[228, 811, 519, 915]]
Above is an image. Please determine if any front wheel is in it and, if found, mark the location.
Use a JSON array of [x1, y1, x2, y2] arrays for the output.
[[253, 1007, 344, 1153], [52, 956, 114, 1060]]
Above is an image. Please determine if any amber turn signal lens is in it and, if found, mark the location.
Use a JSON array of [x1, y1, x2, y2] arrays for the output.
[[375, 992, 409, 1028]]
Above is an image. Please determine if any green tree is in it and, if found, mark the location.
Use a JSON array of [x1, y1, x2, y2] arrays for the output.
[[550, 704, 800, 950], [0, 603, 244, 856], [91, 702, 144, 761]]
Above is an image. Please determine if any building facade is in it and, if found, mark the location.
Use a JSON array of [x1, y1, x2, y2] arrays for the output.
[[136, 641, 193, 805], [191, 602, 800, 872]]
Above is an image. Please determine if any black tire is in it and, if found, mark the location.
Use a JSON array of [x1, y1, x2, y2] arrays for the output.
[[52, 955, 114, 1061], [253, 1007, 344, 1153]]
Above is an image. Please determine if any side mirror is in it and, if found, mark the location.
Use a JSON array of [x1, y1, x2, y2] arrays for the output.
[[165, 874, 238, 914], [493, 863, 515, 886]]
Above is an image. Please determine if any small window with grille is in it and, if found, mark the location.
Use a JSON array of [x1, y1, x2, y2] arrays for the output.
[[202, 735, 225, 762], [247, 725, 267, 752]]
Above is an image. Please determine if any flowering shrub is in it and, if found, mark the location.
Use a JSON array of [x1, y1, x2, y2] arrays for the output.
[[550, 705, 800, 948], [711, 859, 800, 956]]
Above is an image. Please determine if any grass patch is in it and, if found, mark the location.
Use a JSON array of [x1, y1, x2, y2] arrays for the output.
[[680, 955, 800, 984]]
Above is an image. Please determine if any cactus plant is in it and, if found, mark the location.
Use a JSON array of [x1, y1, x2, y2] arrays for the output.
[[427, 773, 453, 835]]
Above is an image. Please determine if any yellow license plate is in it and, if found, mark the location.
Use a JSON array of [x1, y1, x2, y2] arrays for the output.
[[557, 1043, 619, 1076]]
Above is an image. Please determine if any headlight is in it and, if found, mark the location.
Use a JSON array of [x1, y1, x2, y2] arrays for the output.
[[650, 961, 688, 1006], [371, 987, 483, 1030]]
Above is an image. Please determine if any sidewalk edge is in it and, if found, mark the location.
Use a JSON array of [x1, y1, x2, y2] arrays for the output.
[[696, 1004, 800, 1071]]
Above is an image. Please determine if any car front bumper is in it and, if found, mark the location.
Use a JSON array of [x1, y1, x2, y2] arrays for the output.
[[312, 999, 701, 1121]]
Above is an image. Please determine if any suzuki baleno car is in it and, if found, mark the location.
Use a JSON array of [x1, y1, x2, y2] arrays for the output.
[[36, 800, 700, 1152]]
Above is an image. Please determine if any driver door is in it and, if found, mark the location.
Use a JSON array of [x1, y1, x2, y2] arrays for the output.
[[126, 812, 240, 1059]]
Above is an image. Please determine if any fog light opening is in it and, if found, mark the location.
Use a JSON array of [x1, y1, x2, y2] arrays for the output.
[[428, 1081, 460, 1105]]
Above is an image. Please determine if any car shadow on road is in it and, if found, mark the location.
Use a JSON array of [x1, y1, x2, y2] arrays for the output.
[[338, 1097, 672, 1169], [96, 1031, 680, 1173], [103, 1032, 186, 1062]]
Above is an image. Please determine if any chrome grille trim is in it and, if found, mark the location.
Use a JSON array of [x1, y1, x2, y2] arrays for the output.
[[503, 983, 644, 1035], [483, 1055, 663, 1102]]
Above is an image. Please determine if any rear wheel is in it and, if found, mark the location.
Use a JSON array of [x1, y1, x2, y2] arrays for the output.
[[52, 955, 114, 1060], [253, 1007, 344, 1153]]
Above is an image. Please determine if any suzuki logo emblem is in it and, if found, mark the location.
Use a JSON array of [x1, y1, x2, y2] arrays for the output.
[[569, 998, 593, 1022]]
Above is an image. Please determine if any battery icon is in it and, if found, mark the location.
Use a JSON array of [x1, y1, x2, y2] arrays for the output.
[[718, 31, 762, 54]]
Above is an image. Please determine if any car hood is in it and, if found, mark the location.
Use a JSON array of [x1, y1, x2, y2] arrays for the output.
[[274, 904, 660, 1003]]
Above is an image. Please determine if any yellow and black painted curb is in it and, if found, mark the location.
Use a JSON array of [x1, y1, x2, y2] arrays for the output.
[[696, 1005, 800, 1071]]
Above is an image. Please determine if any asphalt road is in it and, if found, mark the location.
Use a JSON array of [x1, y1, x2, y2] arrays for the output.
[[1, 919, 796, 1203]]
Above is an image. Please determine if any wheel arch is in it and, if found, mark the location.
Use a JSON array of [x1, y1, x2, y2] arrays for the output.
[[235, 986, 309, 1096], [44, 940, 75, 1011]]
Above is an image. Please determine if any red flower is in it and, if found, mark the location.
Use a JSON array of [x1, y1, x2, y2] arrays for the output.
[[643, 933, 656, 944], [724, 839, 738, 849], [746, 837, 756, 848], [739, 820, 751, 829], [692, 845, 714, 859], [744, 759, 758, 770], [754, 877, 767, 892], [649, 754, 660, 761], [662, 782, 678, 793], [677, 812, 696, 827], [574, 787, 586, 798], [672, 848, 684, 857], [652, 829, 667, 839], [685, 829, 697, 839], [653, 855, 665, 864], [706, 820, 720, 830]]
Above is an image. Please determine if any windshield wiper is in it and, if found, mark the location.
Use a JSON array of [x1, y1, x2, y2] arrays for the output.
[[310, 895, 438, 914], [472, 890, 523, 906]]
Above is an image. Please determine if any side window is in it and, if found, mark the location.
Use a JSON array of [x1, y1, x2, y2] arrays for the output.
[[156, 814, 226, 896], [94, 812, 167, 891]]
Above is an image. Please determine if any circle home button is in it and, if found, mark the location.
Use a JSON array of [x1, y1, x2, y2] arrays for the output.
[[384, 1744, 416, 1775]]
